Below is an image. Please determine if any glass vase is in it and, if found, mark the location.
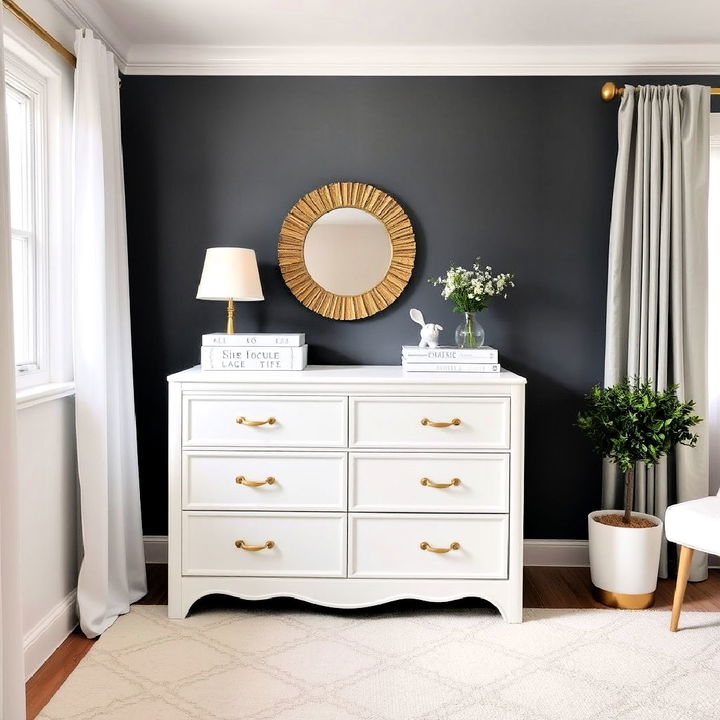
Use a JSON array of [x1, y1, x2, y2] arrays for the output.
[[455, 311, 485, 349]]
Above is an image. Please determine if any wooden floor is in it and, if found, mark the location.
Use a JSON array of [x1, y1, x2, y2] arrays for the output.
[[26, 564, 720, 719], [25, 564, 168, 720]]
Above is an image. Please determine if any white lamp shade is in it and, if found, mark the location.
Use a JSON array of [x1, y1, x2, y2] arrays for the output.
[[196, 247, 264, 301]]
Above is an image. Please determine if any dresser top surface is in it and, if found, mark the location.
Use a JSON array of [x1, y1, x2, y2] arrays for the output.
[[168, 365, 526, 385]]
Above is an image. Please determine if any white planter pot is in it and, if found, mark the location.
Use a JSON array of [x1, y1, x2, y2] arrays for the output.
[[587, 510, 663, 608]]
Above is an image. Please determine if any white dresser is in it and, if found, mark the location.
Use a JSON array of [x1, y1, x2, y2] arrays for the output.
[[167, 365, 526, 622]]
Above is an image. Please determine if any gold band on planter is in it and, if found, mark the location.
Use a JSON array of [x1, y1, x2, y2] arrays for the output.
[[592, 585, 655, 609]]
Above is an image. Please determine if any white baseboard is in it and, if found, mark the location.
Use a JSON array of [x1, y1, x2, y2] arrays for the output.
[[143, 535, 591, 567], [143, 535, 718, 570], [24, 589, 78, 681], [144, 534, 169, 563], [523, 540, 590, 567]]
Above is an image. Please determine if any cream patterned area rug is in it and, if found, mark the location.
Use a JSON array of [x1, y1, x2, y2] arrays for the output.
[[39, 603, 720, 720]]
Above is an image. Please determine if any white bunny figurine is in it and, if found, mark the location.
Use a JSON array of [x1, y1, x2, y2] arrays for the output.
[[410, 308, 443, 348]]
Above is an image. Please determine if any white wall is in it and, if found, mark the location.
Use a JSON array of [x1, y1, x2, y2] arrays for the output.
[[7, 0, 79, 679], [17, 397, 78, 678]]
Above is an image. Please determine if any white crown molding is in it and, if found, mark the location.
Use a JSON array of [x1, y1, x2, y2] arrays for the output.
[[122, 43, 720, 76], [45, 0, 130, 64]]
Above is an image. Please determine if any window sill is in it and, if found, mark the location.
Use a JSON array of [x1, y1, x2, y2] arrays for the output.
[[16, 381, 75, 410]]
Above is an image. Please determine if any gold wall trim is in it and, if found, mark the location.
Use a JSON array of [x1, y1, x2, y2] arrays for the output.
[[2, 0, 76, 67], [278, 181, 416, 321]]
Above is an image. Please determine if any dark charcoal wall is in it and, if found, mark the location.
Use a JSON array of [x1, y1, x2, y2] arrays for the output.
[[121, 76, 720, 538]]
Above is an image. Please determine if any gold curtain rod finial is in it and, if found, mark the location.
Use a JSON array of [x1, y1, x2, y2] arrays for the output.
[[602, 81, 719, 101], [601, 82, 622, 102]]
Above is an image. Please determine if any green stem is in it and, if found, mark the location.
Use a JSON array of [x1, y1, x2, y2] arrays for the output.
[[465, 313, 475, 348]]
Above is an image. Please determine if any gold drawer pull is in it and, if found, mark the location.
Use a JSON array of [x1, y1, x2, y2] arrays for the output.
[[421, 417, 461, 428], [236, 416, 276, 426], [420, 477, 461, 489], [236, 475, 275, 487], [419, 541, 460, 554], [235, 539, 275, 551]]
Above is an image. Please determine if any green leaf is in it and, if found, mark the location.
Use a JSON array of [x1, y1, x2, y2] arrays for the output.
[[577, 376, 703, 515]]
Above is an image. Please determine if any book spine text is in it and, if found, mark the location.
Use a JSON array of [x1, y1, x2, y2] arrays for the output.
[[402, 351, 498, 363], [402, 362, 501, 373], [202, 333, 305, 347], [201, 345, 307, 370]]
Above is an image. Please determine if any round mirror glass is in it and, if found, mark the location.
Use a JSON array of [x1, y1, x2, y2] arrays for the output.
[[303, 208, 392, 296]]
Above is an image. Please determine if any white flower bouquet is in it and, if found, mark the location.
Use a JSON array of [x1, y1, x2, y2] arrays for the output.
[[430, 258, 515, 314], [429, 258, 515, 348]]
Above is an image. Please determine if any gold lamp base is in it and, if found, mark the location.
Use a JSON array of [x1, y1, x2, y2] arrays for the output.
[[226, 299, 235, 334], [592, 585, 655, 609]]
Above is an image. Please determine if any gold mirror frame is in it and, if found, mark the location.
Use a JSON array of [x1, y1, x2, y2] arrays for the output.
[[278, 182, 416, 320]]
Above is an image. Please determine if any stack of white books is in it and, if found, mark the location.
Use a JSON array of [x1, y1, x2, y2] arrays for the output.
[[401, 345, 500, 373], [201, 333, 307, 371]]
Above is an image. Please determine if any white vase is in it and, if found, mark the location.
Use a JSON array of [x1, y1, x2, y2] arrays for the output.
[[587, 509, 664, 609]]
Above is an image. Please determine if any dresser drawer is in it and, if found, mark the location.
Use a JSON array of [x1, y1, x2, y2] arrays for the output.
[[349, 453, 509, 512], [349, 396, 510, 449], [348, 513, 508, 578], [182, 512, 346, 577], [183, 452, 347, 511], [183, 394, 347, 448]]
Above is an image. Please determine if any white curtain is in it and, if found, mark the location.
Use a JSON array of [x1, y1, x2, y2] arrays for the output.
[[0, 8, 27, 718], [73, 29, 146, 638], [603, 85, 710, 581]]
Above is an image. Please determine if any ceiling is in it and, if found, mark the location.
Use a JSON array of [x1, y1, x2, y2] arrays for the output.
[[54, 0, 720, 75]]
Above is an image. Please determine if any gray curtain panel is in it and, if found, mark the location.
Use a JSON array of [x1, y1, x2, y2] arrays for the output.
[[603, 85, 710, 581]]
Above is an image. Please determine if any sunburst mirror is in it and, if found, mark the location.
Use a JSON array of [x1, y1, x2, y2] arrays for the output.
[[278, 182, 416, 320]]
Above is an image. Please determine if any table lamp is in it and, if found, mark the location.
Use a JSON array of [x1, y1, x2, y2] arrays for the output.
[[196, 247, 264, 334]]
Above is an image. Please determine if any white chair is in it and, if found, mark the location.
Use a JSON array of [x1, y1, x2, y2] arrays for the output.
[[664, 490, 720, 631]]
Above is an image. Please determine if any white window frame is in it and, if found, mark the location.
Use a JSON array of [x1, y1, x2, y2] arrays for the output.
[[6, 52, 49, 388], [4, 25, 74, 405]]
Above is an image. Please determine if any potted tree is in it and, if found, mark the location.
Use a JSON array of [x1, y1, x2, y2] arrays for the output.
[[577, 377, 701, 608]]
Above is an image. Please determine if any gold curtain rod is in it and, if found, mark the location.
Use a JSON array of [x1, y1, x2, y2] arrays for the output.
[[2, 0, 75, 66], [601, 80, 720, 102]]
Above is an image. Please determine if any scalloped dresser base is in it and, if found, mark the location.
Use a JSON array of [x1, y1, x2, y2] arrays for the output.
[[177, 576, 524, 622], [167, 366, 526, 624]]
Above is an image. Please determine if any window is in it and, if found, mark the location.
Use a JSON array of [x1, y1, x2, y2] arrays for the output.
[[5, 54, 48, 387], [4, 26, 73, 399]]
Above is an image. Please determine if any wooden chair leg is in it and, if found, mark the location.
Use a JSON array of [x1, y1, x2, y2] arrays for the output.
[[670, 545, 694, 632]]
